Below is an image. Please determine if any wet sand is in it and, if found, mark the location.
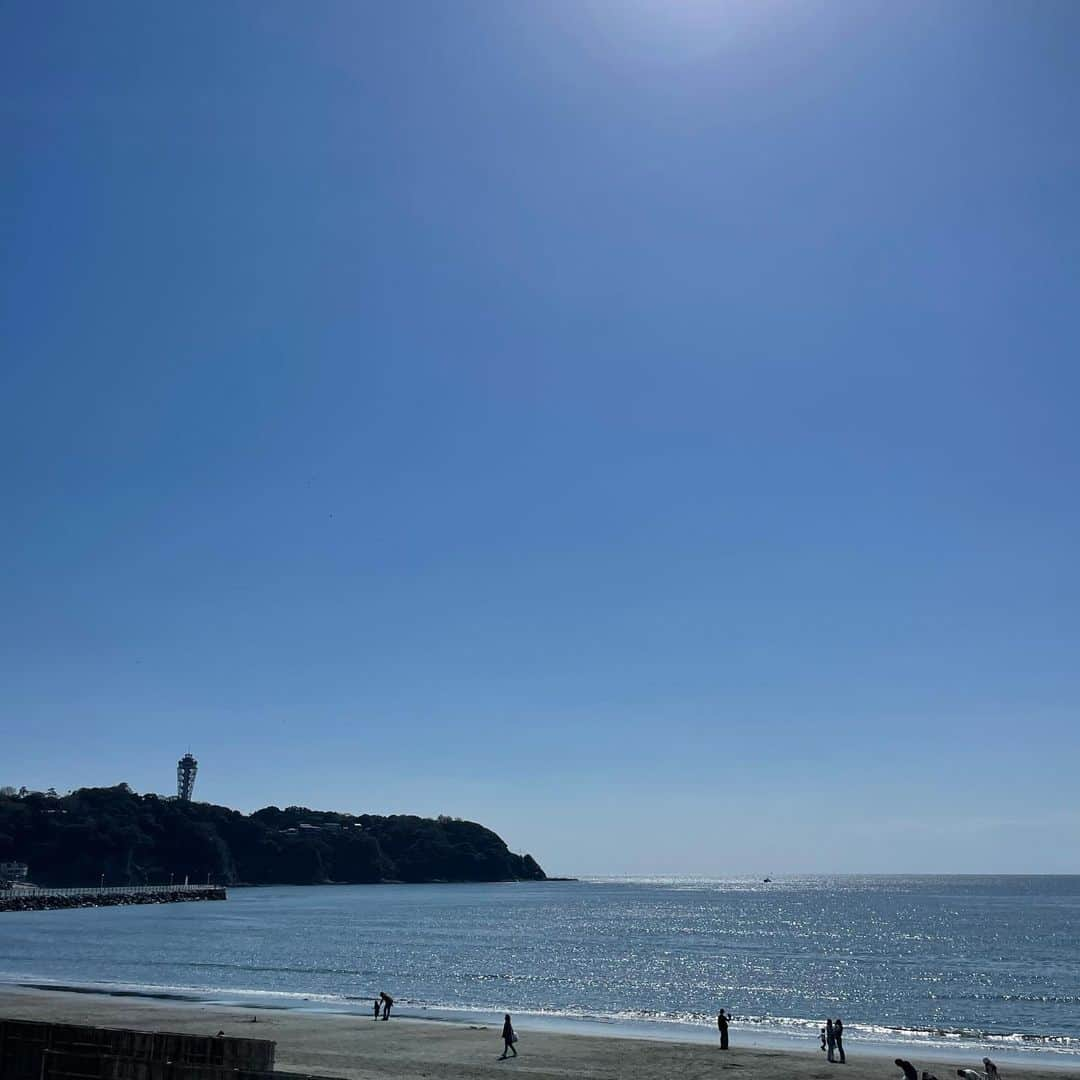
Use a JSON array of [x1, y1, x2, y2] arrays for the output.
[[0, 986, 1073, 1080]]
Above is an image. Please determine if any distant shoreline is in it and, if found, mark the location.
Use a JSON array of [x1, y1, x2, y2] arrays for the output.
[[228, 877, 579, 887]]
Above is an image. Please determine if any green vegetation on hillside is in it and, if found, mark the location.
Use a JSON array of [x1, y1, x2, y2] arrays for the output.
[[0, 786, 546, 887]]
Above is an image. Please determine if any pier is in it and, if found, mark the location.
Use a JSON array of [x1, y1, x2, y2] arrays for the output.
[[0, 884, 226, 912]]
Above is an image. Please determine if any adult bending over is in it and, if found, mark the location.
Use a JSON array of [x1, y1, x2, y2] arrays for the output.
[[896, 1059, 919, 1080]]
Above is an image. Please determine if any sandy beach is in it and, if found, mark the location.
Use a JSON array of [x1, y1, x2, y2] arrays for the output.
[[0, 986, 1074, 1080]]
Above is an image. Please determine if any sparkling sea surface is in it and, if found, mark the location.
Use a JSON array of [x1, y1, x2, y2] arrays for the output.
[[1, 876, 1077, 1065]]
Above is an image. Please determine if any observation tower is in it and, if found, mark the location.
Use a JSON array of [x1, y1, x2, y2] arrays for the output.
[[177, 753, 198, 802]]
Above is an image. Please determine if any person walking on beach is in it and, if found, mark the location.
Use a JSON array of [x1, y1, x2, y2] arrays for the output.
[[833, 1016, 846, 1063], [717, 1009, 730, 1050], [826, 1018, 836, 1062], [499, 1014, 517, 1059], [379, 991, 393, 1020]]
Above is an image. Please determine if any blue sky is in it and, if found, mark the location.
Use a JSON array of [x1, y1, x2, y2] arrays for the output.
[[2, 2, 1078, 874]]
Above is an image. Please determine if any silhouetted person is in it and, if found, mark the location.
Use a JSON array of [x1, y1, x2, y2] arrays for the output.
[[982, 1058, 998, 1080], [379, 991, 393, 1020], [820, 1026, 828, 1052], [826, 1019, 836, 1062], [717, 1009, 730, 1050], [499, 1014, 517, 1059], [896, 1059, 919, 1080], [373, 997, 381, 1021], [834, 1016, 846, 1063]]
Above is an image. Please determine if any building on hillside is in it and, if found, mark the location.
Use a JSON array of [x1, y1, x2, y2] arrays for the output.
[[177, 753, 198, 802], [0, 861, 29, 886]]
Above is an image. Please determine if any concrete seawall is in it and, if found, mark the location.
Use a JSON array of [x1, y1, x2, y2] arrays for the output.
[[0, 885, 226, 912], [0, 1015, 274, 1080]]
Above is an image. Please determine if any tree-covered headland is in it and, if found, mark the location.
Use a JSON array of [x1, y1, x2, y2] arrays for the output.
[[0, 786, 546, 887]]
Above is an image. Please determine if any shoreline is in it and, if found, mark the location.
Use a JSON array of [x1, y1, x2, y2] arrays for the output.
[[0, 985, 1076, 1079], [4, 976, 1074, 1068]]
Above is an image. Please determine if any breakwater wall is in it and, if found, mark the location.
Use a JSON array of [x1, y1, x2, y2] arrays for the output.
[[0, 885, 226, 912], [0, 1017, 274, 1080], [40, 1052, 343, 1080]]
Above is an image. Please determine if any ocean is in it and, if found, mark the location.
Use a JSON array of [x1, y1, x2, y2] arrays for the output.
[[1, 876, 1077, 1066]]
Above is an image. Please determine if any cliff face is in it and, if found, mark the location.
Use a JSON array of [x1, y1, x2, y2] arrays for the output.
[[0, 787, 546, 887]]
